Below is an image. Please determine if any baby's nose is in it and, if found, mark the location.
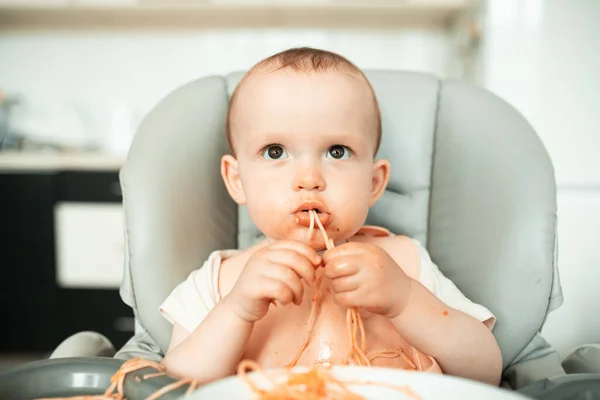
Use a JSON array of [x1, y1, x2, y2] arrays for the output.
[[297, 179, 323, 191], [294, 166, 325, 191]]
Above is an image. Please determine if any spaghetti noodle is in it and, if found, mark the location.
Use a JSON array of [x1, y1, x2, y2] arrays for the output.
[[35, 358, 193, 400], [238, 360, 422, 400]]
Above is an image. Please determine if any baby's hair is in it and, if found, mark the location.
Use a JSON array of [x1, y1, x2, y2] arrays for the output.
[[225, 47, 382, 156]]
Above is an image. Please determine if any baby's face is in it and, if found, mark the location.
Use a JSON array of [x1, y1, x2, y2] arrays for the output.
[[223, 70, 389, 250]]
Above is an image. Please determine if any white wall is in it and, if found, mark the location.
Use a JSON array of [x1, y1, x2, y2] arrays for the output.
[[481, 0, 600, 359], [0, 27, 456, 152]]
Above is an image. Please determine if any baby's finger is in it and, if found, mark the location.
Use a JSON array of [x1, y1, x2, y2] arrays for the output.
[[269, 240, 321, 266], [261, 276, 297, 306], [266, 249, 316, 286], [322, 242, 362, 263], [323, 256, 359, 280], [332, 291, 359, 309], [331, 275, 360, 294], [263, 263, 305, 306]]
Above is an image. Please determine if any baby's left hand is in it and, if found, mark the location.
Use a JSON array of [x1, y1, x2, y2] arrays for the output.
[[322, 242, 412, 319]]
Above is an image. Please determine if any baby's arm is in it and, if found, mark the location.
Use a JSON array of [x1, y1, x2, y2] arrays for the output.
[[162, 240, 320, 383], [388, 280, 502, 385], [322, 239, 501, 385], [162, 299, 253, 383]]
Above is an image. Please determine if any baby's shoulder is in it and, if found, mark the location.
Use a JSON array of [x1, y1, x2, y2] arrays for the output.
[[349, 226, 422, 280]]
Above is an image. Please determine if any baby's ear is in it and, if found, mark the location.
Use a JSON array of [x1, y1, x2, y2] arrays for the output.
[[221, 155, 247, 205], [369, 158, 391, 206]]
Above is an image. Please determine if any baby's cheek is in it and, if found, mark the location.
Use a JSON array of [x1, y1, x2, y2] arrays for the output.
[[329, 221, 363, 245], [337, 225, 358, 240], [249, 201, 290, 238], [246, 202, 270, 227], [250, 204, 276, 226]]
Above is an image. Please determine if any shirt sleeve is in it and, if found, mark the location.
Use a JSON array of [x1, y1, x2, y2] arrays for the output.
[[414, 239, 496, 330], [159, 253, 221, 334]]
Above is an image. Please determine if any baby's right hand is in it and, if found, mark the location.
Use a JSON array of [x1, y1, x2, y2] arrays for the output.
[[225, 240, 321, 323]]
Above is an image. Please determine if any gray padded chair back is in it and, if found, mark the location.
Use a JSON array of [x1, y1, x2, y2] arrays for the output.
[[118, 71, 563, 378]]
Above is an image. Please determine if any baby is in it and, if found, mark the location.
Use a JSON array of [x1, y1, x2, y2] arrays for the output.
[[159, 47, 502, 386]]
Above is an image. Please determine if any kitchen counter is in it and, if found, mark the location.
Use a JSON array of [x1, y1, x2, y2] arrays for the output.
[[0, 152, 126, 171]]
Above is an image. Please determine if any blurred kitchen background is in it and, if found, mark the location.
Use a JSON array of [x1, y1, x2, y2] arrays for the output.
[[0, 0, 598, 369]]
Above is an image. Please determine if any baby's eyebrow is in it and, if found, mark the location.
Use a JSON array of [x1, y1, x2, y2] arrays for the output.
[[317, 132, 369, 144], [247, 131, 290, 143], [245, 130, 370, 150]]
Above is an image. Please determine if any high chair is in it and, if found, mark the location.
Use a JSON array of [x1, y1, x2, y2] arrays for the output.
[[48, 70, 598, 391]]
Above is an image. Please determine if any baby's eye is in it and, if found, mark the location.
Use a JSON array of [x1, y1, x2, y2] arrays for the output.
[[327, 145, 351, 160], [263, 145, 287, 160]]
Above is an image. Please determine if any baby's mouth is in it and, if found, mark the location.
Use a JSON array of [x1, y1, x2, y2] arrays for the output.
[[295, 209, 331, 227]]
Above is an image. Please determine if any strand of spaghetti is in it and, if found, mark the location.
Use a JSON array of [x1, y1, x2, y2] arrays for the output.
[[143, 371, 167, 380], [213, 352, 418, 400], [286, 368, 365, 400], [310, 212, 315, 237], [116, 377, 124, 400], [350, 310, 371, 366], [367, 349, 417, 369], [348, 310, 360, 365], [285, 273, 324, 368], [284, 210, 323, 368], [240, 361, 325, 399], [186, 380, 200, 395], [103, 381, 118, 397], [400, 352, 417, 370], [238, 360, 278, 392], [238, 361, 264, 393], [415, 352, 423, 371], [348, 310, 364, 365], [245, 363, 367, 400], [145, 378, 195, 400], [110, 358, 164, 380], [326, 375, 359, 396], [344, 308, 353, 363], [351, 311, 360, 354], [100, 358, 168, 400], [313, 212, 333, 251], [120, 359, 165, 399], [367, 351, 400, 360], [357, 309, 366, 353]]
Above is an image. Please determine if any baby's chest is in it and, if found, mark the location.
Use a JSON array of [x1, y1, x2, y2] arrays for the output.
[[241, 279, 412, 369], [242, 281, 344, 366]]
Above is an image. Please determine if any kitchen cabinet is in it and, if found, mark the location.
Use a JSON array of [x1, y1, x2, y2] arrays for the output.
[[0, 172, 62, 352], [0, 161, 133, 353]]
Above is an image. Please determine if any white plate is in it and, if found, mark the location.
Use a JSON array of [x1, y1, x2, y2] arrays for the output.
[[185, 366, 530, 399]]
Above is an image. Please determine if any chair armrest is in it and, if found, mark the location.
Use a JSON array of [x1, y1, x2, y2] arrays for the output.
[[49, 331, 115, 359], [563, 344, 600, 374], [517, 373, 600, 400]]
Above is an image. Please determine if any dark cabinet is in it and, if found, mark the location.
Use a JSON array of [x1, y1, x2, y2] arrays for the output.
[[0, 170, 133, 353]]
